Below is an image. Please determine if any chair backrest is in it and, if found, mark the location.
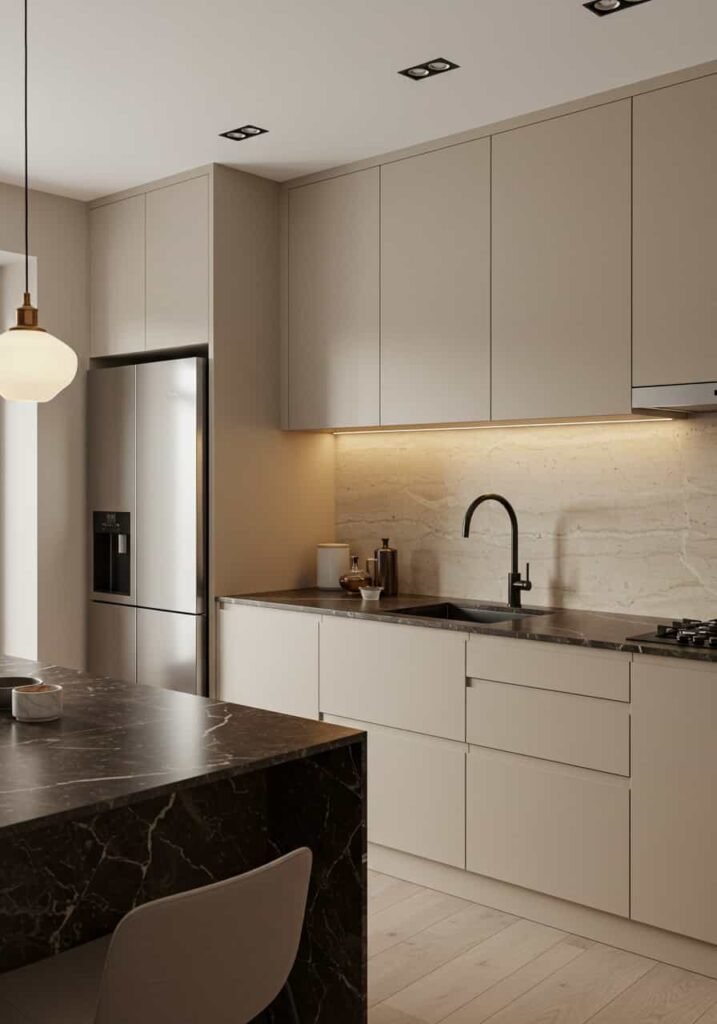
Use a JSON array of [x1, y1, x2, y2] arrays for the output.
[[94, 847, 312, 1024]]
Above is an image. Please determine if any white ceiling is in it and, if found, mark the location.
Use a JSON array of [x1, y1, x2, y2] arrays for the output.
[[0, 0, 715, 201]]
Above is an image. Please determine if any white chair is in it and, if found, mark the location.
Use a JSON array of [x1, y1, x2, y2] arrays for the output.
[[0, 847, 312, 1024]]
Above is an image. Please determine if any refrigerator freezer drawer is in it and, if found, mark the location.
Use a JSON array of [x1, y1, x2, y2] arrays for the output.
[[88, 602, 137, 684], [137, 608, 205, 695]]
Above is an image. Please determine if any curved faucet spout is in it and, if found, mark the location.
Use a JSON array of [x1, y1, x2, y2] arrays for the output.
[[462, 493, 531, 609]]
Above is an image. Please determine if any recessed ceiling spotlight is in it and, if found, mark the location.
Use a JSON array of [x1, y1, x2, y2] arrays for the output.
[[585, 0, 652, 14], [219, 124, 268, 141], [399, 58, 459, 81]]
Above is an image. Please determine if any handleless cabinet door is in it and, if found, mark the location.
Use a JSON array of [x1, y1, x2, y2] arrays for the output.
[[633, 75, 717, 386], [381, 141, 491, 426], [319, 617, 466, 741], [136, 358, 204, 614], [288, 169, 380, 429], [325, 715, 466, 868], [218, 604, 319, 719], [632, 657, 717, 944], [492, 101, 631, 420], [146, 176, 210, 351], [90, 195, 145, 356], [467, 746, 629, 916]]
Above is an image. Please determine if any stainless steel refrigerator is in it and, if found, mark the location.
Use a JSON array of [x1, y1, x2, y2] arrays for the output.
[[87, 356, 206, 694]]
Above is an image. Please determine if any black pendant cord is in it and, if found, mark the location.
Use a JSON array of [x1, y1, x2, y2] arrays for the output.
[[24, 0, 29, 295]]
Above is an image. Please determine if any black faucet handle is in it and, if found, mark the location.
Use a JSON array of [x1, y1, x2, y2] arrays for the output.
[[516, 563, 532, 592]]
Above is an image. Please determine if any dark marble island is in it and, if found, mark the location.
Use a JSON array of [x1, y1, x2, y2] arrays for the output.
[[0, 655, 366, 1023]]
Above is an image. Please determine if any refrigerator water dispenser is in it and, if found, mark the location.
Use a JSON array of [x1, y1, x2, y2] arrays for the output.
[[93, 511, 131, 595]]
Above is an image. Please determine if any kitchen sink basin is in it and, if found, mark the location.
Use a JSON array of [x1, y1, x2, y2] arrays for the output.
[[391, 602, 545, 624]]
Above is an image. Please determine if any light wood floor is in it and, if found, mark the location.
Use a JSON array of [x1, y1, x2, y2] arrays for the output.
[[368, 870, 717, 1024]]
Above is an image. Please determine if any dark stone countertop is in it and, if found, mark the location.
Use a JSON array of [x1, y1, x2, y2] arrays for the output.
[[218, 589, 717, 665], [0, 654, 363, 837]]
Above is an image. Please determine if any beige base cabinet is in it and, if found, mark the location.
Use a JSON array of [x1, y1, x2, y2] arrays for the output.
[[217, 604, 319, 719], [326, 714, 466, 869], [319, 616, 466, 740], [631, 657, 717, 945], [467, 746, 629, 917]]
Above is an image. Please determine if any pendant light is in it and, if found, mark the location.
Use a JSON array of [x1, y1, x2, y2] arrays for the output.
[[0, 0, 78, 402]]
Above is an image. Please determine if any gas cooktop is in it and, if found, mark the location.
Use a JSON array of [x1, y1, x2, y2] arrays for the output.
[[628, 619, 717, 649]]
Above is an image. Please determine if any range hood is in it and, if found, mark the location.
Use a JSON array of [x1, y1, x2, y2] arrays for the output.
[[632, 382, 717, 415]]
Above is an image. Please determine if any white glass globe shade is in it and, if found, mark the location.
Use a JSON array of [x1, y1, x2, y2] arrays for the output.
[[0, 327, 78, 402]]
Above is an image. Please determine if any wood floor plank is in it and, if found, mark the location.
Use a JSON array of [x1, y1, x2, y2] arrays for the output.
[[369, 875, 426, 915], [384, 917, 568, 1023], [588, 963, 717, 1024], [370, 870, 397, 897], [481, 943, 654, 1024], [369, 1004, 425, 1024], [370, 889, 472, 957], [369, 902, 516, 1006], [695, 1001, 717, 1024], [440, 936, 593, 1023]]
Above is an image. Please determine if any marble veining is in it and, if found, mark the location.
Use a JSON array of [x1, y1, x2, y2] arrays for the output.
[[334, 416, 717, 621], [0, 656, 366, 1022], [0, 655, 361, 836], [219, 590, 717, 664]]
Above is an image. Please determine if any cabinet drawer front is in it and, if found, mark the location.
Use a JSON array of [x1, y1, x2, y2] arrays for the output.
[[325, 715, 466, 869], [320, 617, 465, 740], [218, 605, 319, 719], [467, 635, 630, 702], [467, 747, 629, 917], [467, 680, 629, 775]]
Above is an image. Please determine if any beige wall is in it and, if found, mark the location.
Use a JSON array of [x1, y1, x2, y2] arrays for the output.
[[0, 182, 89, 668], [336, 416, 717, 620]]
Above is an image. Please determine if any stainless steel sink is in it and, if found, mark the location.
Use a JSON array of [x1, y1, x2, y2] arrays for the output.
[[391, 602, 545, 624]]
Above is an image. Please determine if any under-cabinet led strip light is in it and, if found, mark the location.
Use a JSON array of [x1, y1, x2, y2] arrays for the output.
[[333, 418, 674, 436]]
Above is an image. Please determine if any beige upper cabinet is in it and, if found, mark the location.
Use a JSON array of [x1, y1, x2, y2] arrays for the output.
[[146, 176, 210, 351], [288, 169, 380, 429], [380, 141, 491, 426], [90, 195, 146, 357], [633, 75, 717, 387], [492, 101, 632, 421], [631, 657, 717, 945]]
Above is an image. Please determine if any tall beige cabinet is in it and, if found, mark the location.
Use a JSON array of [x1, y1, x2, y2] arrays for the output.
[[633, 74, 717, 386], [491, 101, 632, 421], [380, 140, 491, 426], [89, 165, 335, 689], [90, 173, 210, 358]]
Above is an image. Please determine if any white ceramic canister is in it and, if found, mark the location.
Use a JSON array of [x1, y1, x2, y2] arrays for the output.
[[316, 543, 350, 590], [12, 682, 63, 722]]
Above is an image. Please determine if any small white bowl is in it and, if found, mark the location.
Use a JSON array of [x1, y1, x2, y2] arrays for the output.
[[359, 586, 383, 602], [12, 682, 63, 723]]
